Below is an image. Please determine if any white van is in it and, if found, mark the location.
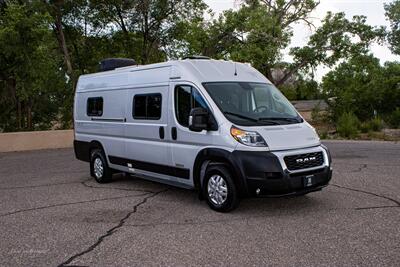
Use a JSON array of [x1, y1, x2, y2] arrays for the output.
[[74, 57, 332, 212]]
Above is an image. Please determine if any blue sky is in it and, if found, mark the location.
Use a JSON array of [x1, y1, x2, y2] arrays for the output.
[[204, 0, 400, 80]]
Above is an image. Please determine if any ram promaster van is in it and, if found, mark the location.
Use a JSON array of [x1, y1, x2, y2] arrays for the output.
[[74, 57, 332, 212]]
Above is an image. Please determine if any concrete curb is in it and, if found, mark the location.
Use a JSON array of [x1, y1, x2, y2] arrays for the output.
[[322, 139, 399, 144]]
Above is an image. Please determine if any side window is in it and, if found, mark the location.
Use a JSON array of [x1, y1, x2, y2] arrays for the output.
[[87, 97, 103, 117], [132, 93, 162, 120], [175, 85, 208, 127]]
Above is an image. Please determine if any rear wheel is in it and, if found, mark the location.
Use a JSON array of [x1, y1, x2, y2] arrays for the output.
[[203, 165, 239, 212], [90, 149, 113, 183]]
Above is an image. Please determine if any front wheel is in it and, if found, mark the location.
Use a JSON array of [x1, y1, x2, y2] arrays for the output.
[[90, 149, 113, 183], [203, 165, 239, 212]]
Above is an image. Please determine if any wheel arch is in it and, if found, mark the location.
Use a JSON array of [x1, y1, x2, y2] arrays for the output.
[[193, 148, 248, 196], [81, 140, 106, 162], [89, 140, 105, 152]]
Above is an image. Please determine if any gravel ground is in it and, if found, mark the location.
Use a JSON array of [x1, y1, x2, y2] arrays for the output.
[[0, 140, 399, 267]]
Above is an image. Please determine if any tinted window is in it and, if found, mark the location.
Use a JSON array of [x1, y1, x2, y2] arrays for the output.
[[133, 95, 147, 118], [175, 85, 208, 127], [203, 82, 301, 126], [87, 97, 103, 116], [147, 94, 162, 119], [133, 93, 162, 120]]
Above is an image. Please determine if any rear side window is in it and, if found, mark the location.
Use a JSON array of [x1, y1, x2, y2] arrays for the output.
[[87, 97, 103, 116], [133, 93, 162, 120], [175, 85, 208, 127]]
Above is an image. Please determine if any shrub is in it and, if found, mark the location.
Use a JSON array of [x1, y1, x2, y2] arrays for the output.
[[319, 131, 329, 140], [360, 117, 384, 133], [311, 105, 322, 123], [360, 122, 370, 133], [369, 117, 384, 131], [336, 112, 360, 138], [387, 108, 400, 129]]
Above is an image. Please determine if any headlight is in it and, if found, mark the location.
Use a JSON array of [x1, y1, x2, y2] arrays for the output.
[[230, 126, 267, 147]]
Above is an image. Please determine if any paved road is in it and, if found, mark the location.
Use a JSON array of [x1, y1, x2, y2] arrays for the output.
[[0, 141, 399, 267]]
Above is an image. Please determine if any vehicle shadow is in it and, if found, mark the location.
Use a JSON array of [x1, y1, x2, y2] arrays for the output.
[[105, 173, 331, 219]]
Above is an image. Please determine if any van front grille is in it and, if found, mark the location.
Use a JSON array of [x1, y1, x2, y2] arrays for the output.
[[284, 152, 324, 171]]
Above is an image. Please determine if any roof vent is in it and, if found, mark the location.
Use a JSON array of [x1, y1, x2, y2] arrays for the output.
[[183, 55, 211, 60], [99, 58, 137, 72]]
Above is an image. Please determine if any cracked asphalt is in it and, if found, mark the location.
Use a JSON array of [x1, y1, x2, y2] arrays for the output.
[[0, 141, 399, 267]]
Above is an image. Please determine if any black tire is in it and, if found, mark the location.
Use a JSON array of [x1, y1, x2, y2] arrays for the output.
[[296, 192, 310, 197], [90, 148, 113, 183], [203, 164, 239, 212]]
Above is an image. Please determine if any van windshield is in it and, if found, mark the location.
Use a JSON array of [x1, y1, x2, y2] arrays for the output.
[[203, 82, 302, 126]]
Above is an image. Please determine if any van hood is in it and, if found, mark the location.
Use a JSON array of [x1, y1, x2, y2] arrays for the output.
[[247, 122, 320, 151]]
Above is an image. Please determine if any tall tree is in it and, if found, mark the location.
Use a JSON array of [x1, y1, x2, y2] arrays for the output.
[[322, 54, 400, 121], [90, 0, 207, 64], [287, 12, 385, 86], [178, 0, 384, 87], [385, 0, 400, 55], [0, 2, 66, 131], [41, 0, 79, 91]]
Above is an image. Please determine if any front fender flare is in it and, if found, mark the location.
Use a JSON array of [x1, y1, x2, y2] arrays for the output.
[[193, 148, 249, 196]]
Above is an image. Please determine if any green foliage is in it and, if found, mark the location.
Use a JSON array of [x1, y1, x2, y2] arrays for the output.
[[359, 122, 370, 133], [286, 12, 384, 86], [322, 55, 400, 122], [88, 0, 207, 64], [369, 117, 384, 131], [318, 131, 329, 140], [360, 118, 384, 133], [387, 108, 400, 128], [311, 105, 328, 124], [385, 0, 400, 55], [0, 2, 68, 132], [176, 1, 383, 88], [336, 112, 360, 138], [0, 0, 207, 132], [279, 85, 297, 101], [0, 0, 397, 134], [279, 79, 320, 100]]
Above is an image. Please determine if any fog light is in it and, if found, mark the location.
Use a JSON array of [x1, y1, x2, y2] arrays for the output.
[[256, 188, 261, 195]]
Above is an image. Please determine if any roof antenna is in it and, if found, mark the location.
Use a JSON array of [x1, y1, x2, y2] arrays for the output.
[[234, 62, 238, 76]]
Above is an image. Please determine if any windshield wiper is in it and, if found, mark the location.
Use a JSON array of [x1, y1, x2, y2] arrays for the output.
[[258, 117, 302, 123], [223, 112, 259, 122], [223, 112, 287, 125]]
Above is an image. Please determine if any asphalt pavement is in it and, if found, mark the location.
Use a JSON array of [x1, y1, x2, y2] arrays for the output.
[[0, 140, 399, 266]]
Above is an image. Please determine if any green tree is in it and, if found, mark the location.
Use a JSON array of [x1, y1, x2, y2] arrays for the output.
[[89, 0, 207, 64], [289, 12, 385, 86], [321, 54, 400, 122], [41, 0, 78, 89], [385, 0, 400, 55], [0, 0, 395, 133], [0, 2, 67, 131], [178, 1, 384, 87], [274, 71, 320, 100], [231, 0, 318, 85]]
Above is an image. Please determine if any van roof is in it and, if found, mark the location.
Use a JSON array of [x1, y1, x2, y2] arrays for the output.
[[76, 59, 270, 92]]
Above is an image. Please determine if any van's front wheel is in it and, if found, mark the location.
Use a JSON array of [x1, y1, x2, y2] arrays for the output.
[[90, 149, 113, 183], [203, 165, 239, 212]]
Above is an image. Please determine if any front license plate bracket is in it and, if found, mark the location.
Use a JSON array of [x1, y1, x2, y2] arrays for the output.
[[304, 175, 314, 187]]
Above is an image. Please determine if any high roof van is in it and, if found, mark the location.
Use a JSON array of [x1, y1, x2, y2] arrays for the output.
[[73, 58, 332, 212]]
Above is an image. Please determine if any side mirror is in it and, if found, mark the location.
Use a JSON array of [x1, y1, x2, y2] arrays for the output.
[[189, 108, 209, 132]]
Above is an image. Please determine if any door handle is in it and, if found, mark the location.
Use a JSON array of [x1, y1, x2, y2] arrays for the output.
[[171, 127, 177, 140], [159, 126, 165, 139]]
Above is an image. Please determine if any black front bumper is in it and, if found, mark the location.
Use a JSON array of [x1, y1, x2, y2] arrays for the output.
[[246, 167, 332, 197], [231, 148, 332, 197]]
